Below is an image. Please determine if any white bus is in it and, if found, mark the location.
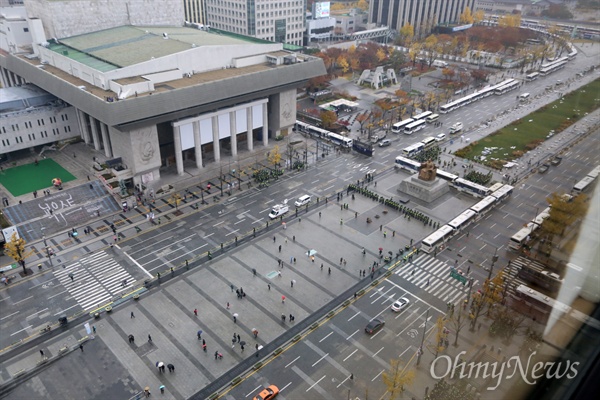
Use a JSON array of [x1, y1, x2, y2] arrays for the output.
[[532, 207, 551, 227], [395, 156, 422, 172], [509, 222, 538, 251], [328, 132, 353, 148], [412, 111, 434, 121], [404, 119, 427, 135], [491, 184, 513, 201], [540, 61, 567, 76], [421, 225, 455, 254], [392, 119, 414, 133], [488, 182, 504, 193], [494, 80, 520, 95], [402, 142, 425, 157], [447, 209, 477, 232], [436, 169, 459, 183], [470, 195, 497, 218], [452, 178, 492, 198], [525, 72, 540, 82], [426, 114, 440, 123], [573, 176, 596, 194], [586, 165, 600, 179], [421, 136, 437, 148]]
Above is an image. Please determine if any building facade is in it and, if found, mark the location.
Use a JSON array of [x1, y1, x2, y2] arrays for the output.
[[369, 0, 476, 36], [0, 85, 80, 153], [183, 0, 206, 24], [475, 0, 551, 16], [204, 0, 306, 47]]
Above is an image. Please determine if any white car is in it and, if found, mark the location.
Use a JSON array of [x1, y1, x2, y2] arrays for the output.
[[391, 297, 410, 312], [435, 133, 446, 142]]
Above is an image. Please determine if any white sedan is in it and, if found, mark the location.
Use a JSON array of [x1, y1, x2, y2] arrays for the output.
[[391, 297, 410, 312]]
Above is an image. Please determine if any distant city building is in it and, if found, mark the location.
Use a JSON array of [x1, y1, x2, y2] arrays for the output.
[[475, 0, 551, 16], [0, 85, 80, 153], [183, 0, 206, 25], [332, 9, 369, 37], [204, 0, 305, 46], [369, 0, 476, 36]]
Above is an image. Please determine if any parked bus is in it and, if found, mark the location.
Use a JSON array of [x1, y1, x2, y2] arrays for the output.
[[421, 225, 455, 254], [421, 136, 436, 148], [328, 132, 353, 148], [494, 80, 520, 95], [540, 61, 567, 76], [395, 156, 422, 172], [352, 139, 374, 156], [470, 195, 497, 218], [508, 222, 538, 251], [491, 184, 514, 201], [425, 114, 440, 123], [525, 72, 539, 82], [402, 142, 425, 157], [404, 119, 427, 135], [412, 111, 434, 121], [488, 183, 504, 193], [392, 119, 415, 133], [586, 165, 600, 179], [436, 169, 459, 183], [516, 262, 563, 293], [447, 209, 477, 232], [452, 178, 492, 198], [573, 176, 596, 194]]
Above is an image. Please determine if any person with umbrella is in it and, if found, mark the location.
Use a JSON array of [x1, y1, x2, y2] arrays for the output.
[[239, 341, 246, 352], [197, 330, 202, 340], [233, 313, 238, 323], [252, 329, 258, 338]]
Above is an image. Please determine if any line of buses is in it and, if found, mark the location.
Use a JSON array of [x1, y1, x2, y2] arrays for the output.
[[418, 183, 514, 254], [391, 111, 439, 135], [508, 165, 599, 251], [439, 78, 521, 115], [294, 120, 353, 148]]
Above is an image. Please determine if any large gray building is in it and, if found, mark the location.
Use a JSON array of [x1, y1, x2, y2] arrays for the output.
[[204, 0, 306, 47], [0, 8, 325, 189], [369, 0, 476, 36]]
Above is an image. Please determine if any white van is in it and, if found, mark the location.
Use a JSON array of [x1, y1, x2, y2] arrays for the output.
[[449, 122, 463, 134], [294, 195, 311, 207], [432, 60, 449, 68], [269, 203, 289, 219], [426, 114, 440, 123], [519, 93, 530, 102]]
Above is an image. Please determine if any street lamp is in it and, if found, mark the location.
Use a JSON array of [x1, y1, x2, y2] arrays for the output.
[[416, 309, 429, 366]]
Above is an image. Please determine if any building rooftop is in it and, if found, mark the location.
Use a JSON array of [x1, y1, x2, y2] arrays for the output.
[[51, 26, 266, 69], [0, 84, 56, 112]]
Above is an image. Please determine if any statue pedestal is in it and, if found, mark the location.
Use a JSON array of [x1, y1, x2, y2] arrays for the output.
[[397, 176, 449, 203]]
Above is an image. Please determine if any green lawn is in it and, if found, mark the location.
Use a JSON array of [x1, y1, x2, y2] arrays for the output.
[[0, 158, 76, 196], [455, 79, 600, 169]]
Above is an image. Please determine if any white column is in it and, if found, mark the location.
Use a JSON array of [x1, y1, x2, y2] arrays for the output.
[[212, 116, 221, 162], [246, 107, 253, 151], [193, 121, 203, 169], [262, 102, 269, 146], [89, 116, 101, 151], [173, 125, 184, 176], [100, 123, 112, 158], [77, 109, 91, 144], [229, 111, 237, 157]]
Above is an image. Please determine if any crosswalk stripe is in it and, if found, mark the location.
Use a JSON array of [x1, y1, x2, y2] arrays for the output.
[[54, 250, 134, 310]]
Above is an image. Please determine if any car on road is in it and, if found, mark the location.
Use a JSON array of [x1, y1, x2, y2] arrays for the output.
[[252, 385, 279, 400], [551, 156, 562, 166], [378, 139, 391, 147], [391, 297, 410, 312], [450, 122, 463, 134], [435, 133, 446, 142], [365, 318, 385, 334], [538, 164, 550, 174]]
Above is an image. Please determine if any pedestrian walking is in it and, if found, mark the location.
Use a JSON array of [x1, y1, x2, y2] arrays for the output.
[[328, 267, 331, 275], [282, 295, 286, 303], [226, 302, 230, 309], [237, 334, 241, 342], [40, 349, 45, 357], [278, 245, 282, 253], [426, 278, 430, 286], [281, 314, 286, 322], [131, 311, 135, 318], [144, 388, 151, 398], [293, 235, 295, 242], [233, 314, 237, 323], [268, 283, 271, 290], [148, 334, 152, 342], [293, 257, 296, 264], [69, 273, 74, 282], [194, 308, 198, 316], [79, 344, 84, 352], [214, 351, 219, 360]]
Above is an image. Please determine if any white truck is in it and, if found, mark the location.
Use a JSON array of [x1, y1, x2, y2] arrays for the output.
[[450, 122, 463, 134], [269, 202, 289, 219]]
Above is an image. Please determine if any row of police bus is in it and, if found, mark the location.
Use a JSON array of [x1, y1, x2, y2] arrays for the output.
[[509, 165, 599, 252], [391, 111, 440, 135], [418, 183, 515, 254]]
